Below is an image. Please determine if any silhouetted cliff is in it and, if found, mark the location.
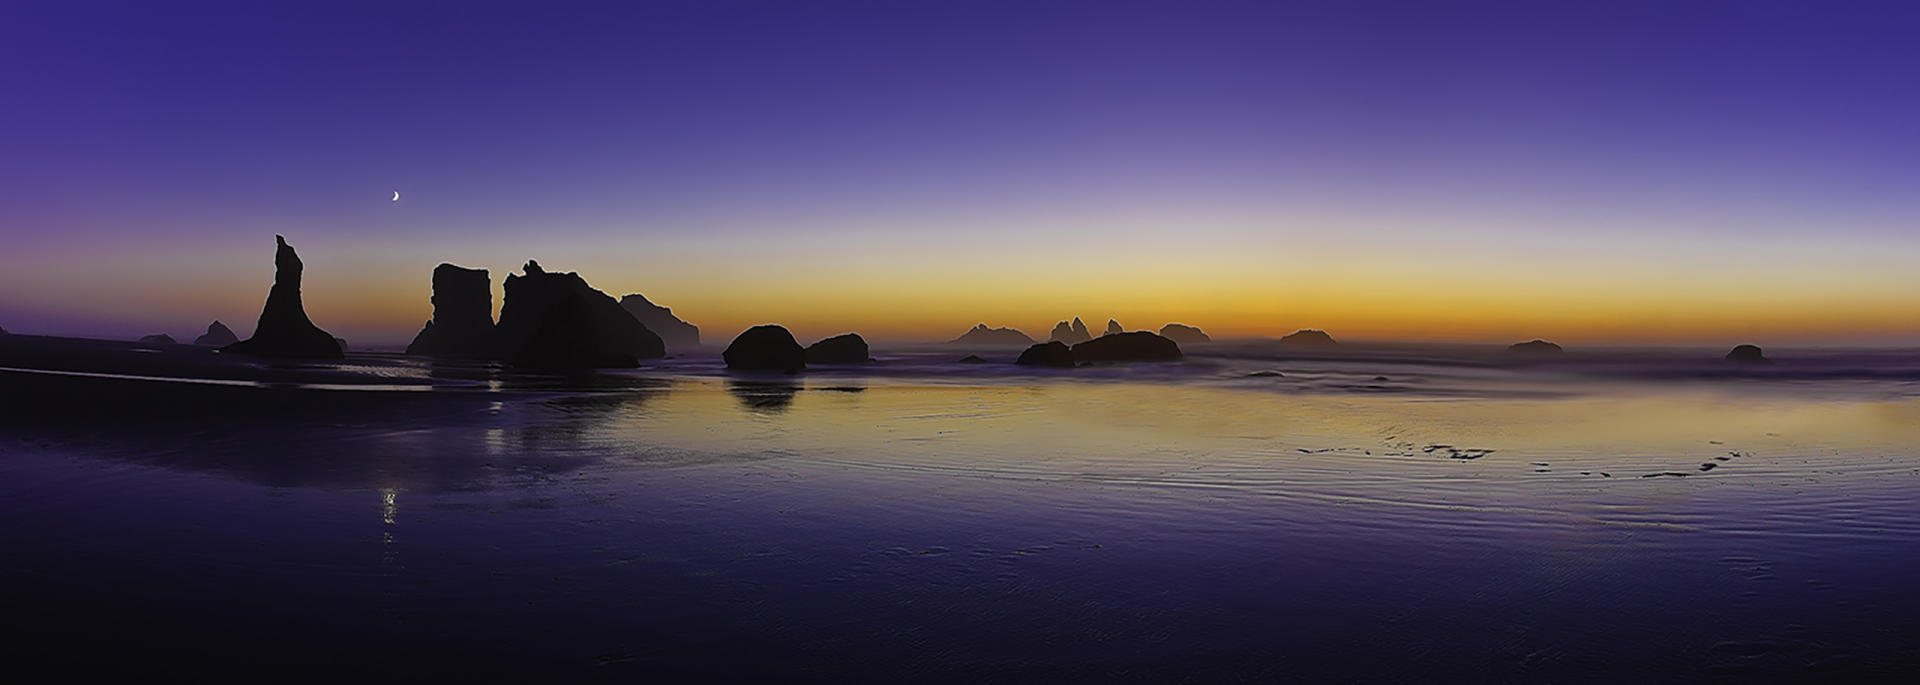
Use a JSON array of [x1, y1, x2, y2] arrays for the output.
[[1072, 331, 1183, 362], [1016, 341, 1075, 367], [725, 325, 806, 372], [406, 264, 495, 358], [1158, 323, 1211, 343], [949, 323, 1033, 345], [1280, 329, 1338, 346], [223, 235, 345, 359], [495, 260, 664, 368], [1507, 339, 1563, 354], [1726, 344, 1770, 363], [619, 294, 700, 353], [805, 333, 870, 364], [193, 321, 238, 346]]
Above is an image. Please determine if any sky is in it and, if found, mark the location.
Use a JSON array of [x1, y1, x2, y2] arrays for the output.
[[2, 0, 1917, 347]]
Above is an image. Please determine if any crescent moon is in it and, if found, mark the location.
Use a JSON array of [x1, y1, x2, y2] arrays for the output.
[[391, 190, 401, 202]]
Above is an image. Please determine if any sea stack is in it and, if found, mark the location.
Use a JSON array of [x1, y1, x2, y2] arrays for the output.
[[223, 235, 344, 359], [1050, 317, 1093, 345], [1071, 331, 1183, 362], [1105, 319, 1123, 336], [193, 321, 239, 346], [949, 324, 1034, 345], [1158, 323, 1212, 343], [619, 294, 701, 353], [1507, 339, 1564, 355], [724, 325, 806, 372], [406, 264, 496, 358], [1279, 329, 1338, 346], [805, 333, 871, 365], [1016, 341, 1076, 367], [494, 260, 665, 368], [1725, 344, 1770, 363]]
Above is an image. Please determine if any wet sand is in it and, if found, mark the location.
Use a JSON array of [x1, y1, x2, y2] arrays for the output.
[[4, 335, 1920, 680]]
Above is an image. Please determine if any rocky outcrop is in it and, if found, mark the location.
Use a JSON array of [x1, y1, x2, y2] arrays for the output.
[[725, 325, 806, 372], [949, 323, 1034, 345], [1050, 317, 1094, 345], [1016, 341, 1076, 367], [406, 264, 495, 358], [193, 321, 238, 346], [1726, 344, 1769, 363], [1507, 339, 1563, 354], [619, 293, 700, 353], [1071, 331, 1183, 363], [137, 334, 176, 345], [1279, 329, 1338, 346], [1105, 319, 1123, 336], [805, 333, 871, 364], [223, 235, 345, 359], [494, 260, 664, 368], [957, 354, 988, 364], [1158, 323, 1212, 343]]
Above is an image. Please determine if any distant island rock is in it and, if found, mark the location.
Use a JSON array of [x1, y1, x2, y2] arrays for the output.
[[619, 293, 700, 353], [950, 323, 1034, 345], [1507, 339, 1564, 354], [1725, 344, 1770, 363], [137, 334, 176, 345], [406, 264, 496, 358], [957, 354, 988, 364], [1158, 323, 1212, 343], [1279, 329, 1338, 346], [193, 321, 239, 346], [1050, 317, 1094, 345], [223, 235, 344, 359], [805, 333, 871, 364], [725, 325, 806, 372], [1105, 319, 1123, 336], [1071, 331, 1183, 362], [1016, 341, 1076, 367]]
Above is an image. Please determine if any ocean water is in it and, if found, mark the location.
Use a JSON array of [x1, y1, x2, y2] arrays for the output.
[[3, 338, 1919, 680]]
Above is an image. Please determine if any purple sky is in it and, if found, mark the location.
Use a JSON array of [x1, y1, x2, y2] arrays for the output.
[[3, 1, 1918, 344]]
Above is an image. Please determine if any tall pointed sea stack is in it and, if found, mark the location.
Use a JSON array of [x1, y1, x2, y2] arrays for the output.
[[494, 260, 665, 368], [406, 264, 496, 357], [223, 235, 344, 359]]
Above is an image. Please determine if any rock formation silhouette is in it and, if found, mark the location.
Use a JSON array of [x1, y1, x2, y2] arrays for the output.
[[137, 334, 176, 345], [1280, 329, 1338, 346], [0, 324, 6, 334], [193, 321, 238, 346], [949, 323, 1034, 345], [406, 264, 495, 358], [1507, 339, 1563, 354], [618, 294, 700, 353], [223, 235, 345, 359], [1016, 341, 1076, 367], [1726, 344, 1770, 363], [1105, 319, 1123, 336], [1158, 323, 1212, 343], [1050, 317, 1093, 345], [957, 354, 988, 364], [333, 337, 349, 352], [1072, 331, 1183, 362], [494, 260, 664, 368], [725, 325, 806, 372], [805, 333, 871, 364]]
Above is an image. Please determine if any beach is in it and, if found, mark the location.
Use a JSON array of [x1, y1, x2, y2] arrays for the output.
[[4, 336, 1920, 680]]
